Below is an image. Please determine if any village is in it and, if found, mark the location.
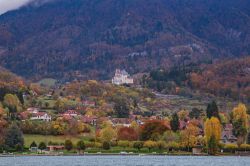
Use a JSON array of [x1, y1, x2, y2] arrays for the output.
[[0, 69, 245, 156]]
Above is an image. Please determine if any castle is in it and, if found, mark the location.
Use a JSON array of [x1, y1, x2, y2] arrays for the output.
[[112, 69, 134, 85]]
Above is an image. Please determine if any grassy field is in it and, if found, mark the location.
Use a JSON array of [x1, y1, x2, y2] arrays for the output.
[[37, 78, 57, 87], [24, 134, 84, 147]]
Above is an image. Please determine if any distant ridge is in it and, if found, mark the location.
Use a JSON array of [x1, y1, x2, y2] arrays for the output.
[[0, 0, 249, 80]]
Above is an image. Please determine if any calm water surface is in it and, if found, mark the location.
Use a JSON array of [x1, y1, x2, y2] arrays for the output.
[[0, 156, 249, 166]]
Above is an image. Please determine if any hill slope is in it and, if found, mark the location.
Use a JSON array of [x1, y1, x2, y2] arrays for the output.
[[0, 0, 249, 80]]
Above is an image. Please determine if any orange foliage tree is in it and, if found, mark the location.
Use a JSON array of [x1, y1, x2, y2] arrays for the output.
[[117, 127, 138, 141]]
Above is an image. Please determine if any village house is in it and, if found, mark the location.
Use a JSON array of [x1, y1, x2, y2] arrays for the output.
[[81, 115, 98, 125], [82, 100, 95, 107], [47, 145, 64, 152], [63, 110, 79, 117], [220, 124, 237, 144], [30, 112, 52, 121], [27, 107, 40, 114], [111, 118, 132, 127], [112, 69, 134, 85]]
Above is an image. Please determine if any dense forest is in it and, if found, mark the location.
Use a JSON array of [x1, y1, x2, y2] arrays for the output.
[[0, 0, 249, 80], [142, 57, 250, 102]]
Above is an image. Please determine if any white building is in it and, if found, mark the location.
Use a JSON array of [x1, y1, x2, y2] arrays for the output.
[[63, 110, 79, 117], [112, 69, 134, 85], [30, 112, 52, 121]]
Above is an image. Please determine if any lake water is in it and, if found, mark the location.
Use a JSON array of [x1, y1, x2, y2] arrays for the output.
[[0, 155, 249, 166]]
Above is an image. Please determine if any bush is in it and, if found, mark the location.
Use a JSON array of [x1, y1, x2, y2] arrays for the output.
[[133, 141, 143, 151], [167, 142, 180, 151], [143, 140, 157, 151], [94, 142, 102, 148], [110, 141, 118, 147], [76, 140, 85, 151], [223, 144, 238, 153], [239, 144, 250, 151], [118, 141, 129, 149], [157, 141, 166, 151], [65, 140, 73, 151], [103, 141, 110, 150], [85, 142, 95, 148]]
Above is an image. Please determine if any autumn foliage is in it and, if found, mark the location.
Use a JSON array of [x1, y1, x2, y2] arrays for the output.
[[140, 120, 170, 141], [117, 127, 138, 141]]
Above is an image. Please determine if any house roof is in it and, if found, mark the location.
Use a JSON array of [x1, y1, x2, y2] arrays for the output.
[[221, 124, 237, 140]]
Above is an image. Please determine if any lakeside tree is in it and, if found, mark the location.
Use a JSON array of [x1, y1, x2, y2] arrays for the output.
[[102, 141, 110, 150], [247, 132, 250, 144], [4, 123, 24, 150], [157, 141, 166, 151], [204, 117, 221, 155], [140, 120, 169, 141], [206, 101, 220, 120], [100, 126, 116, 142], [30, 141, 37, 148], [170, 113, 179, 132], [232, 103, 248, 146], [143, 140, 157, 151], [133, 141, 143, 151], [0, 106, 7, 146], [38, 142, 47, 150], [207, 135, 217, 155], [76, 140, 86, 153], [180, 123, 199, 151], [162, 131, 179, 143], [64, 140, 73, 151], [117, 127, 138, 141]]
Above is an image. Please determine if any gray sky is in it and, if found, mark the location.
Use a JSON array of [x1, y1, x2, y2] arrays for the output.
[[0, 0, 33, 15]]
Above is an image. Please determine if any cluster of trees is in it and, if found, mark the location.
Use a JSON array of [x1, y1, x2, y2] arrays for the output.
[[0, 123, 24, 152], [61, 80, 155, 118], [21, 119, 91, 136], [190, 58, 250, 102], [90, 101, 249, 155], [204, 102, 249, 155], [141, 58, 250, 102]]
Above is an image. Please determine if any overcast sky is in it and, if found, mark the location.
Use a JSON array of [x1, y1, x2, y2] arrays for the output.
[[0, 0, 33, 15]]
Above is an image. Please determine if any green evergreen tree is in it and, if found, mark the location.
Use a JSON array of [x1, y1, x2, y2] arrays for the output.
[[4, 123, 24, 150], [38, 142, 47, 150], [170, 113, 179, 132], [206, 101, 220, 119], [114, 98, 130, 118], [30, 141, 37, 148]]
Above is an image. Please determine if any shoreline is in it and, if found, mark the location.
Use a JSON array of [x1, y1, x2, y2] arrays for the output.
[[1, 153, 249, 157]]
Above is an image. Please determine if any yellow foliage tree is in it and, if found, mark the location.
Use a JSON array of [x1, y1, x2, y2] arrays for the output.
[[205, 117, 221, 154], [180, 123, 199, 150], [204, 117, 221, 143], [232, 103, 248, 145], [232, 103, 248, 129], [100, 126, 116, 142]]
